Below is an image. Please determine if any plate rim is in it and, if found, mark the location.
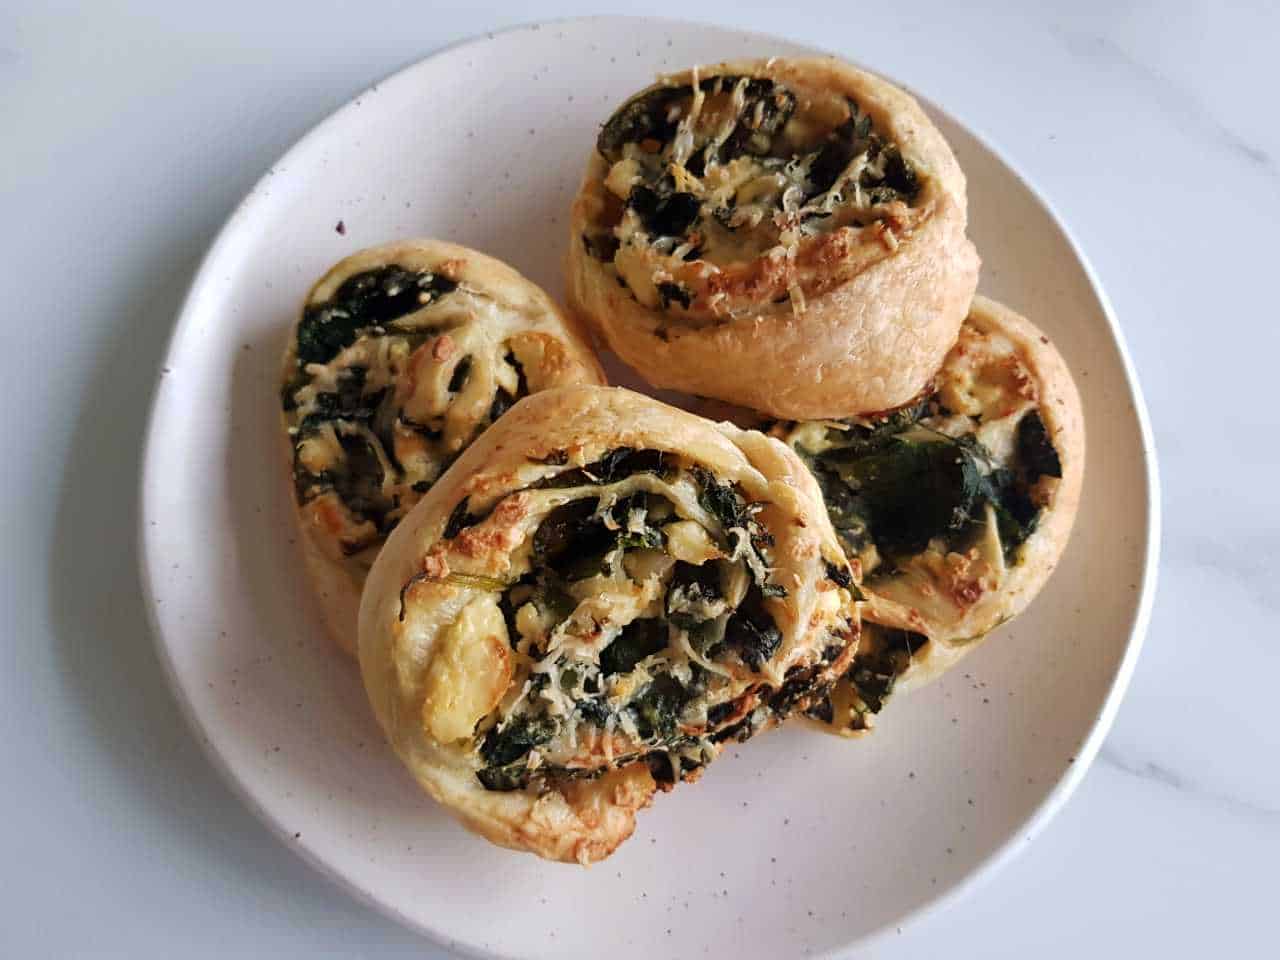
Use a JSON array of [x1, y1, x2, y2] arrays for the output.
[[137, 15, 1161, 957]]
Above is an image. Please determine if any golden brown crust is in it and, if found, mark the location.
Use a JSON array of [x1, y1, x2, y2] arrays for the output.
[[357, 385, 858, 863], [567, 56, 979, 419], [281, 240, 605, 656]]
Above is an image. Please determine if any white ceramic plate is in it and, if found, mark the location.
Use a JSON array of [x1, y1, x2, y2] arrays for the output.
[[140, 16, 1158, 959]]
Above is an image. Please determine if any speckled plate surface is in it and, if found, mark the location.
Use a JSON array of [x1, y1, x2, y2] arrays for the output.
[[139, 16, 1158, 959]]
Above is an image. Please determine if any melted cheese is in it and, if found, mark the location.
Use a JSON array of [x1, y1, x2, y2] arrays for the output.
[[296, 421, 345, 475], [288, 286, 536, 540], [300, 491, 376, 558], [426, 460, 836, 774], [604, 157, 642, 199], [663, 520, 722, 564], [421, 593, 512, 743], [595, 77, 922, 323], [937, 323, 1037, 421]]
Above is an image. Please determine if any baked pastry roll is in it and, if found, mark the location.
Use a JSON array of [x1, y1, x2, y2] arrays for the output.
[[357, 385, 860, 862], [771, 297, 1084, 734], [568, 56, 979, 419], [281, 240, 604, 655]]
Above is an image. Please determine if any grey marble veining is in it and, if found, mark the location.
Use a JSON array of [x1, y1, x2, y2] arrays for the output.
[[1051, 26, 1276, 175], [2, 1, 1277, 957], [1098, 746, 1280, 821]]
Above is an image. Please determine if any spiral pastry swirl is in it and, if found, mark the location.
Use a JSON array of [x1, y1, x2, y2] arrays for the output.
[[358, 386, 860, 862], [281, 240, 603, 653], [568, 56, 979, 419]]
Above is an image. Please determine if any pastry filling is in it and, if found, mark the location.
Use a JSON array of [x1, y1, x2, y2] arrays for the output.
[[774, 322, 1064, 729], [803, 623, 928, 731], [283, 265, 535, 558], [583, 71, 922, 325], [401, 447, 857, 792]]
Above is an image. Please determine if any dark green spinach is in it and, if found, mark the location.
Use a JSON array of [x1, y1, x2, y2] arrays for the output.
[[599, 618, 670, 676], [295, 265, 457, 366], [1017, 410, 1063, 481], [723, 584, 782, 670]]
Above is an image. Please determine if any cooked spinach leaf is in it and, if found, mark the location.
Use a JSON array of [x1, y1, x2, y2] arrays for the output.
[[723, 584, 782, 670], [575, 698, 612, 727], [691, 466, 751, 532], [657, 281, 692, 310], [799, 395, 1054, 564], [629, 673, 689, 741], [447, 355, 472, 393], [533, 446, 669, 489], [828, 433, 986, 557], [617, 527, 665, 550], [666, 560, 723, 630], [591, 447, 664, 483], [845, 627, 927, 717], [806, 697, 835, 725], [599, 618, 669, 675], [295, 367, 378, 428], [531, 499, 609, 578], [582, 231, 620, 261], [767, 661, 833, 718], [496, 576, 578, 660], [532, 577, 577, 623], [443, 498, 477, 539], [489, 387, 517, 421], [824, 560, 852, 589], [806, 102, 919, 205], [628, 184, 701, 238], [291, 431, 389, 535], [804, 399, 931, 464], [597, 85, 691, 159], [690, 466, 788, 597], [878, 145, 919, 197], [803, 457, 872, 558], [808, 109, 873, 198], [295, 265, 457, 365], [646, 752, 680, 786], [1017, 410, 1062, 481], [716, 79, 796, 161], [475, 766, 527, 792], [670, 559, 721, 597], [479, 715, 554, 769]]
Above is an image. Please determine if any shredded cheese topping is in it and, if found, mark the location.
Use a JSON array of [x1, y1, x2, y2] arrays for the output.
[[399, 449, 857, 793], [587, 71, 923, 325], [284, 271, 541, 560]]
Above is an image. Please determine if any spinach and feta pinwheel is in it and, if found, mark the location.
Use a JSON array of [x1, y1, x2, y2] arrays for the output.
[[357, 385, 860, 863], [281, 240, 604, 655], [772, 297, 1084, 734], [568, 56, 979, 419]]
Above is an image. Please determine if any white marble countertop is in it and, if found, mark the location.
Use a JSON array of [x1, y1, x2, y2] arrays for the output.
[[2, 1, 1275, 956]]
